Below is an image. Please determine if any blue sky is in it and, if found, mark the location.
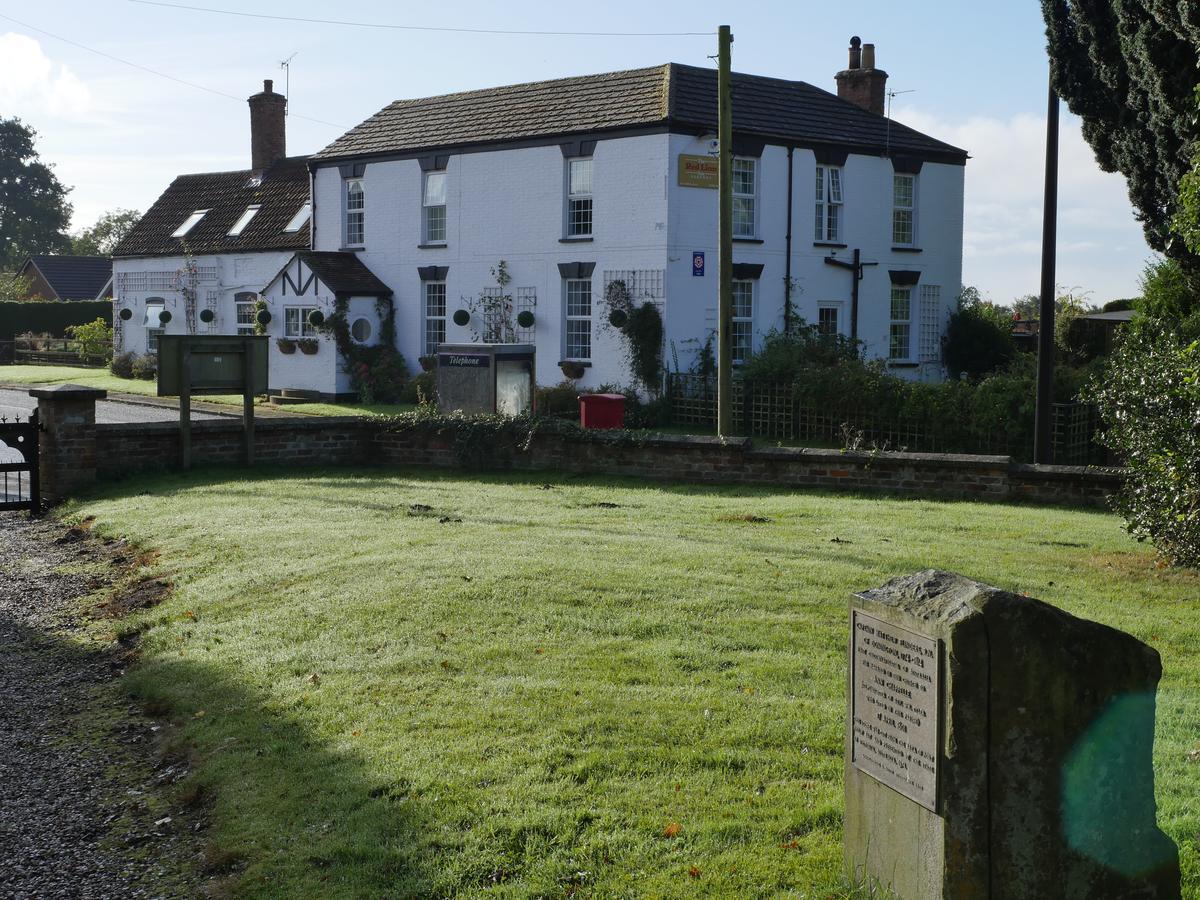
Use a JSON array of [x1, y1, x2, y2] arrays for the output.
[[0, 0, 1151, 303]]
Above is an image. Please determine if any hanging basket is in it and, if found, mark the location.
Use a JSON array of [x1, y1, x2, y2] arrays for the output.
[[297, 338, 319, 355], [256, 308, 272, 325], [559, 360, 585, 380], [516, 310, 535, 329], [276, 338, 296, 354], [199, 308, 215, 324]]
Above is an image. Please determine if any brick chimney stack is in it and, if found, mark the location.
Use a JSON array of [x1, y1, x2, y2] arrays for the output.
[[836, 36, 888, 116], [248, 79, 286, 172]]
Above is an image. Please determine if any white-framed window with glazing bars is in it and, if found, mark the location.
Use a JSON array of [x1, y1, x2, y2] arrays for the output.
[[285, 306, 318, 338], [235, 294, 257, 336], [893, 174, 916, 246], [566, 158, 593, 237], [424, 281, 447, 355], [423, 171, 447, 244], [815, 166, 843, 242], [564, 279, 592, 360], [817, 304, 840, 337], [345, 178, 365, 246], [889, 286, 913, 361], [731, 279, 754, 363], [733, 157, 757, 238]]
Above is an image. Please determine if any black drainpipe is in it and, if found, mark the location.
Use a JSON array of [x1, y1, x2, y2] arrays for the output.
[[784, 145, 794, 334], [308, 167, 317, 250]]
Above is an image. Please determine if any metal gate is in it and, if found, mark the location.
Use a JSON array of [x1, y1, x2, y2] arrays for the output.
[[0, 413, 40, 513]]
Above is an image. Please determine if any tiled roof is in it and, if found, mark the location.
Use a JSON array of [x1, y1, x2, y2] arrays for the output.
[[113, 156, 311, 258], [273, 251, 391, 296], [22, 255, 112, 300], [314, 63, 966, 163]]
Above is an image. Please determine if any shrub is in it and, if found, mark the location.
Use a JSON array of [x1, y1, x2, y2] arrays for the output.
[[943, 293, 1013, 379], [130, 353, 157, 380], [110, 350, 136, 379], [534, 380, 580, 418], [1089, 322, 1200, 567], [350, 346, 407, 404], [740, 325, 861, 384], [400, 370, 435, 405], [65, 317, 113, 361]]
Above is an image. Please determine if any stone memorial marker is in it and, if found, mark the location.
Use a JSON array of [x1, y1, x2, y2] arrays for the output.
[[845, 570, 1180, 899]]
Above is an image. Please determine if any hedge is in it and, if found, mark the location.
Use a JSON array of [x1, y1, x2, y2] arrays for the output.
[[0, 300, 113, 343]]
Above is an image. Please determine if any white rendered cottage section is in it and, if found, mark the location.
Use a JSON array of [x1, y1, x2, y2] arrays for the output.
[[259, 255, 385, 397], [312, 130, 963, 389], [112, 251, 294, 356], [310, 133, 670, 390]]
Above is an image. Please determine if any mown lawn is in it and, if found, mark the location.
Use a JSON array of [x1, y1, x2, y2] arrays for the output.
[[0, 365, 414, 417], [69, 470, 1200, 898]]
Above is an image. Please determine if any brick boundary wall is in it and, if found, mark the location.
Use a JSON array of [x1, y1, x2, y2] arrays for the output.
[[30, 388, 1122, 508], [81, 417, 1120, 509]]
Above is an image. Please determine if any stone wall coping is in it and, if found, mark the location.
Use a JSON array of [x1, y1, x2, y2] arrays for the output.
[[96, 415, 369, 435], [28, 384, 108, 401], [747, 445, 1013, 468], [1010, 462, 1125, 483]]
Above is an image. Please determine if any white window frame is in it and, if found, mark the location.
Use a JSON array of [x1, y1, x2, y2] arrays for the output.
[[284, 306, 318, 338], [817, 303, 842, 337], [889, 286, 913, 362], [171, 209, 208, 239], [227, 204, 261, 237], [284, 203, 312, 233], [919, 285, 942, 362], [565, 158, 593, 238], [424, 281, 447, 356], [892, 174, 916, 247], [814, 166, 843, 243], [564, 278, 592, 361], [731, 279, 755, 364], [732, 157, 757, 239], [423, 171, 447, 244], [344, 178, 365, 247], [234, 292, 257, 336]]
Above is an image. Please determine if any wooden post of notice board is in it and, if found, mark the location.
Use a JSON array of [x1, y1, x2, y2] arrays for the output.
[[243, 339, 255, 466], [180, 341, 192, 470]]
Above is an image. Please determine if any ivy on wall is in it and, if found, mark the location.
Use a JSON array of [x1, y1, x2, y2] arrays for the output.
[[601, 279, 664, 394], [319, 295, 407, 403]]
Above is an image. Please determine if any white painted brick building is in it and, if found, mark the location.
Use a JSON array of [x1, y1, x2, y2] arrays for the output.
[[115, 43, 967, 401], [309, 45, 966, 392]]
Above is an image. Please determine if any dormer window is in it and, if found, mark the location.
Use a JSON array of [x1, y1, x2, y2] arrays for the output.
[[227, 204, 262, 237], [171, 209, 208, 238], [284, 202, 312, 233]]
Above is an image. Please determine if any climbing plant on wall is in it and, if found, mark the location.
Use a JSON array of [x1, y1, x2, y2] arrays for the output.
[[601, 279, 664, 394], [319, 295, 407, 404]]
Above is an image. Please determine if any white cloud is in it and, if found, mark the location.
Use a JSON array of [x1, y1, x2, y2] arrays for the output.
[[895, 106, 1152, 304], [0, 33, 92, 119]]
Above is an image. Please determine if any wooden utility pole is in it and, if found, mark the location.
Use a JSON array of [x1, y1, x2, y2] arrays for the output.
[[717, 24, 734, 436], [1034, 72, 1060, 464]]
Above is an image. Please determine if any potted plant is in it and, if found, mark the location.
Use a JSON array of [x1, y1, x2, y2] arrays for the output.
[[276, 337, 297, 354], [419, 354, 437, 372], [297, 338, 319, 355], [559, 360, 586, 380]]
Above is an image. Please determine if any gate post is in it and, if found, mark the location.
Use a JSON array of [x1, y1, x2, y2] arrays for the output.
[[30, 384, 105, 505]]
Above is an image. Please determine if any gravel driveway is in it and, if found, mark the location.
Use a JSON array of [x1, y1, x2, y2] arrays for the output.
[[0, 513, 200, 898]]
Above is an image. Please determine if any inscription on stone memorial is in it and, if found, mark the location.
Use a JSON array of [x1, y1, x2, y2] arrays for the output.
[[851, 611, 940, 811]]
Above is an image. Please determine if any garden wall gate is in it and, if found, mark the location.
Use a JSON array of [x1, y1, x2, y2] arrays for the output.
[[0, 414, 40, 513]]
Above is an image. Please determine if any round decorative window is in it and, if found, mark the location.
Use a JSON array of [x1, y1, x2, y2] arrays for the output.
[[350, 317, 373, 343]]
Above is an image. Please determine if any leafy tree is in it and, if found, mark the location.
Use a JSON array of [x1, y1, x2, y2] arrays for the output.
[[71, 208, 140, 256], [0, 118, 72, 269], [1041, 1, 1200, 269], [65, 317, 113, 361], [942, 287, 1014, 380], [1134, 256, 1200, 330], [0, 273, 38, 303], [1089, 322, 1200, 568]]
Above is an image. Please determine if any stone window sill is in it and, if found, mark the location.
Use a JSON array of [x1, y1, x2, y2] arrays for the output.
[[559, 236, 594, 243], [892, 246, 923, 254], [417, 243, 448, 250], [814, 241, 848, 249], [733, 237, 764, 244]]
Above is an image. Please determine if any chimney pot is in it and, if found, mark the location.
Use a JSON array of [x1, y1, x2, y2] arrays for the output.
[[248, 80, 286, 172], [835, 38, 888, 116]]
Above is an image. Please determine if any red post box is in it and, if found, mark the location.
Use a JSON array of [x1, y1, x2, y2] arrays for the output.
[[579, 393, 626, 429]]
